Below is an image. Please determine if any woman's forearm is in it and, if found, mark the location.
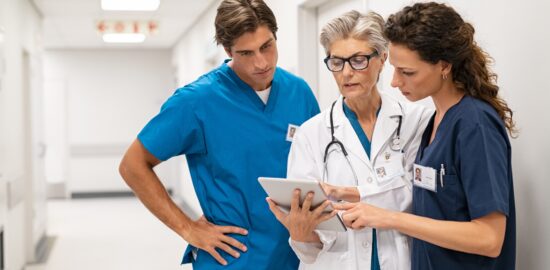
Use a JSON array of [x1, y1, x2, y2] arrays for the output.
[[389, 211, 506, 258]]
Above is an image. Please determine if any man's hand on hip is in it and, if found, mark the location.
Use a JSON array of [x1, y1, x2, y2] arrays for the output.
[[182, 216, 248, 266]]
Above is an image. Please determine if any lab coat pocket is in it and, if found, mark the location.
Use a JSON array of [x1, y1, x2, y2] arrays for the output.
[[362, 175, 408, 199]]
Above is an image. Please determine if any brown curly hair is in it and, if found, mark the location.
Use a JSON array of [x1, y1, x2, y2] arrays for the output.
[[384, 2, 517, 137]]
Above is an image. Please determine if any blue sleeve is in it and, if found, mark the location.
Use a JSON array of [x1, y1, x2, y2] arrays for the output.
[[455, 124, 510, 219], [137, 88, 206, 161]]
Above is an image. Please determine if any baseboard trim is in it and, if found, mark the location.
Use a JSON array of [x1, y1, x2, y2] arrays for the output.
[[71, 189, 173, 199], [35, 234, 56, 264], [1, 229, 4, 270]]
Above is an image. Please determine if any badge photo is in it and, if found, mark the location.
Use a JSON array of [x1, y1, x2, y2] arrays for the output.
[[413, 164, 437, 192], [286, 124, 299, 142], [374, 152, 405, 185]]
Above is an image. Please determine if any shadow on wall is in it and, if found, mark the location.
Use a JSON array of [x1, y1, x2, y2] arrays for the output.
[[514, 159, 538, 270]]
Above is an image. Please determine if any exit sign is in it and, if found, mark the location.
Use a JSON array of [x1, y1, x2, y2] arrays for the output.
[[96, 20, 159, 36]]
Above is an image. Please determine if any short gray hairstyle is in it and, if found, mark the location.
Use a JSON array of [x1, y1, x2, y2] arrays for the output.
[[320, 10, 388, 56]]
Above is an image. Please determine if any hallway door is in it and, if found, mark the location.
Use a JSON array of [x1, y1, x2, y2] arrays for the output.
[[22, 49, 47, 263]]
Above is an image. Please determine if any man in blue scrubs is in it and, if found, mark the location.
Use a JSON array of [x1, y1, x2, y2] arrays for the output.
[[118, 0, 319, 269]]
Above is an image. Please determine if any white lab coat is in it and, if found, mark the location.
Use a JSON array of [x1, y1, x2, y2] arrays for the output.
[[287, 93, 432, 270]]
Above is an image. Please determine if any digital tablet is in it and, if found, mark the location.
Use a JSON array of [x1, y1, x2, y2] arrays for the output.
[[258, 177, 347, 232]]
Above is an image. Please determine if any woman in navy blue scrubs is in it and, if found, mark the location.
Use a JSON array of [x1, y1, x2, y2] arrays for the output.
[[334, 2, 517, 270]]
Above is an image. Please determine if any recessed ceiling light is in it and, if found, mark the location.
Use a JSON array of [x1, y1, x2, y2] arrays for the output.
[[101, 0, 160, 11], [102, 33, 146, 43]]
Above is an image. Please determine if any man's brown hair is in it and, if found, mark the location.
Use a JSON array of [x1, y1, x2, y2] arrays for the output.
[[215, 0, 278, 49]]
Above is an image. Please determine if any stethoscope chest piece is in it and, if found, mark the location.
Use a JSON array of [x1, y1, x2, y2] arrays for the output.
[[390, 137, 401, 151]]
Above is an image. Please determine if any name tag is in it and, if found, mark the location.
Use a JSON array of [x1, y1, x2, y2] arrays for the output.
[[286, 124, 299, 142], [375, 152, 405, 184], [413, 163, 437, 192]]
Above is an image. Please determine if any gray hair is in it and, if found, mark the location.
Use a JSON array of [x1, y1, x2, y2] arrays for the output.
[[320, 10, 388, 56]]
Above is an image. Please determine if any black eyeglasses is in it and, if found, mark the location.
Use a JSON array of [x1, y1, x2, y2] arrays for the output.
[[323, 51, 379, 72]]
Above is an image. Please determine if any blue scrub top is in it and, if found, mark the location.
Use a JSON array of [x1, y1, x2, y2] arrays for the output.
[[412, 95, 516, 270], [138, 60, 320, 270]]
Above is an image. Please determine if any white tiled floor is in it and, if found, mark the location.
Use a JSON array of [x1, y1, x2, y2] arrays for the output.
[[26, 198, 192, 270]]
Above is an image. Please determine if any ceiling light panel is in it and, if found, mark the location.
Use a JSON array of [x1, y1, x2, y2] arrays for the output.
[[101, 0, 160, 11], [102, 33, 146, 43]]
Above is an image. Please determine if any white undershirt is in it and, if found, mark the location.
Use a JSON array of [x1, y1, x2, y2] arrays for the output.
[[255, 86, 271, 104]]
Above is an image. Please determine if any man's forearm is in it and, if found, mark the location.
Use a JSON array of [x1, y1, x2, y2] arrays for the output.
[[119, 155, 193, 238]]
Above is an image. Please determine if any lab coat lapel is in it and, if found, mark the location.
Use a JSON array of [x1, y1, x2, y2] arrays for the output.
[[324, 96, 372, 167], [370, 94, 403, 159]]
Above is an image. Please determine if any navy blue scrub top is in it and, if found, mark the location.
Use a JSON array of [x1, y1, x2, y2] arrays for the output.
[[138, 60, 320, 270], [412, 95, 516, 270]]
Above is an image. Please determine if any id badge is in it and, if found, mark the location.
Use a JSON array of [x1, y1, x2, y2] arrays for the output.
[[413, 164, 437, 192], [375, 152, 405, 184], [286, 124, 299, 142]]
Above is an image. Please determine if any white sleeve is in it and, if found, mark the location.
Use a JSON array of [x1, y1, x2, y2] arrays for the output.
[[289, 239, 323, 264], [289, 230, 348, 264]]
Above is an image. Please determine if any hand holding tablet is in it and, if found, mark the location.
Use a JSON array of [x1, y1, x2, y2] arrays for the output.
[[259, 177, 347, 232]]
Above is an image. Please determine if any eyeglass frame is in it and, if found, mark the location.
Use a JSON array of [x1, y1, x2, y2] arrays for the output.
[[323, 51, 379, 72]]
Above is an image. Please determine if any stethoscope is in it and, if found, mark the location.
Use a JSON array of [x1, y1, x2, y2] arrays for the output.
[[322, 99, 403, 185]]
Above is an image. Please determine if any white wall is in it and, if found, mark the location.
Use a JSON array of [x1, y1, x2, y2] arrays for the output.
[[265, 0, 302, 74], [0, 0, 45, 268], [43, 50, 177, 194]]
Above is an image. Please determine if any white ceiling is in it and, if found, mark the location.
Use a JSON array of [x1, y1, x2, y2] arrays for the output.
[[32, 0, 217, 49]]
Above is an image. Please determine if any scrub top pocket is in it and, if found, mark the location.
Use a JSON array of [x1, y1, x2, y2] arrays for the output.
[[437, 174, 461, 220]]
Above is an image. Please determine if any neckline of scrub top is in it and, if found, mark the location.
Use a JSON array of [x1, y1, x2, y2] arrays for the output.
[[418, 95, 467, 160], [221, 59, 280, 113], [342, 99, 380, 159]]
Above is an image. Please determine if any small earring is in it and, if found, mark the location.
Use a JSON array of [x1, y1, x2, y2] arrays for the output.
[[442, 74, 448, 80]]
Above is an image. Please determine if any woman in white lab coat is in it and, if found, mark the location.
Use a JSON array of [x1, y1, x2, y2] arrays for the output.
[[267, 10, 431, 270]]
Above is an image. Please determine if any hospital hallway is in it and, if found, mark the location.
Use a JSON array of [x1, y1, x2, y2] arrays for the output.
[[1, 0, 549, 269], [24, 198, 192, 270]]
